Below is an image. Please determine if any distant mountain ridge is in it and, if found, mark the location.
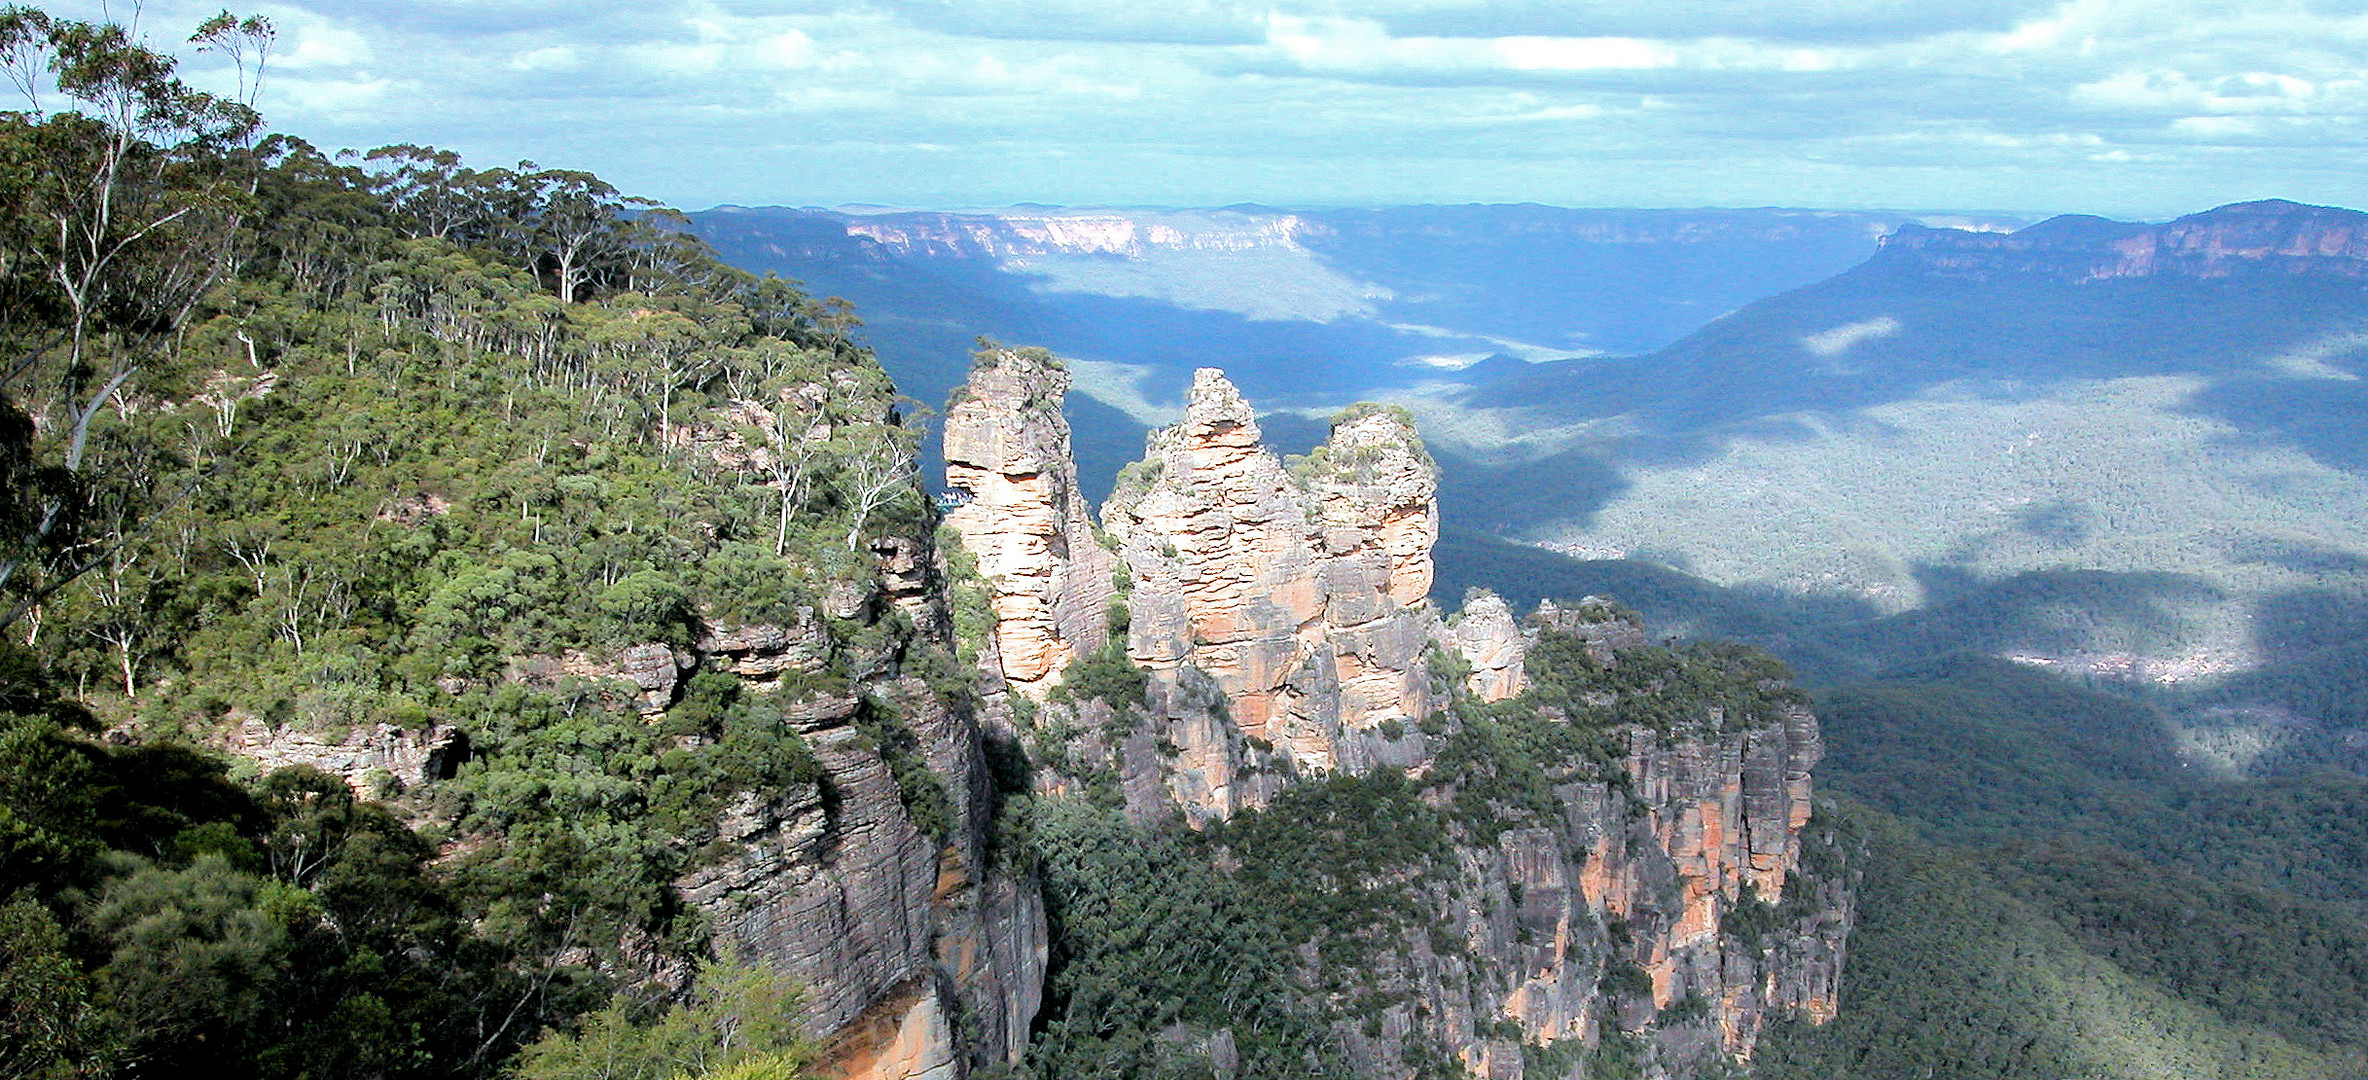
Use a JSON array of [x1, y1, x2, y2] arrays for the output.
[[688, 202, 2025, 497], [1882, 199, 2368, 283], [687, 202, 2019, 410], [1439, 198, 2368, 701]]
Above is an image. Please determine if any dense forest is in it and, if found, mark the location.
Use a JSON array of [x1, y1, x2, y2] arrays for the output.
[[0, 8, 912, 1076]]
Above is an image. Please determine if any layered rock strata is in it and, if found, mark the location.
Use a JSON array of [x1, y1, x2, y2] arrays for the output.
[[940, 347, 1116, 699], [1101, 370, 1437, 787], [668, 389, 1043, 1080], [974, 357, 1852, 1078], [217, 716, 466, 796], [677, 671, 1045, 1080]]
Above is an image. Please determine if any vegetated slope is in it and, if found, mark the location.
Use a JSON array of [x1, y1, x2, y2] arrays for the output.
[[0, 17, 1001, 1074], [1449, 200, 2368, 678], [1753, 659, 2368, 1080], [1754, 809, 2358, 1080]]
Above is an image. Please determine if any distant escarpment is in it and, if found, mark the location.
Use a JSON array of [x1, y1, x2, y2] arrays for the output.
[[943, 350, 1853, 1080], [1882, 199, 2368, 283]]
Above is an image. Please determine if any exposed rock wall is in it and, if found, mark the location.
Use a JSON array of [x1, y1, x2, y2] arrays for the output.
[[605, 375, 1047, 1080], [1101, 370, 1437, 787], [216, 716, 466, 796], [988, 361, 1852, 1078], [1448, 589, 1528, 702], [1308, 609, 1850, 1080], [940, 347, 1116, 699], [670, 586, 1042, 1080]]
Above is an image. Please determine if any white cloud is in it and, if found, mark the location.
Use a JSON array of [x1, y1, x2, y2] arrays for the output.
[[266, 11, 373, 70], [39, 0, 2368, 215], [2076, 68, 2318, 114], [508, 46, 580, 72], [1494, 36, 1673, 71], [1803, 316, 1902, 358]]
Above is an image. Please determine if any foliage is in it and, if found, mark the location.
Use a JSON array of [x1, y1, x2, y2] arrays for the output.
[[1022, 800, 1344, 1080], [1209, 771, 1447, 974], [514, 957, 816, 1080], [1048, 631, 1147, 712], [1758, 655, 2368, 1077], [1754, 803, 2349, 1080], [0, 7, 945, 1079]]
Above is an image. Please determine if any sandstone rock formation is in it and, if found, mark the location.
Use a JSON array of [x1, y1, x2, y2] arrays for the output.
[[217, 716, 466, 796], [1010, 362, 1851, 1077], [1101, 370, 1436, 782], [1448, 589, 1527, 702], [208, 343, 1847, 1080], [506, 643, 687, 716], [678, 676, 1045, 1080], [940, 347, 1116, 698]]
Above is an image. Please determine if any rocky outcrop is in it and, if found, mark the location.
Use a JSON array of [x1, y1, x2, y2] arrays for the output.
[[678, 675, 1046, 1080], [506, 644, 687, 716], [696, 614, 831, 680], [985, 362, 1851, 1078], [941, 347, 1116, 699], [1449, 589, 1527, 702], [654, 371, 1047, 1080], [1101, 371, 1436, 787], [217, 716, 466, 796]]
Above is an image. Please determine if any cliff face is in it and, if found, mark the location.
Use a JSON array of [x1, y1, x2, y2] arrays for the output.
[[669, 397, 1042, 1080], [1883, 199, 2368, 282], [946, 353, 1854, 1078], [677, 668, 1045, 1080], [1100, 370, 1438, 791], [1330, 602, 1851, 1080], [940, 347, 1116, 699]]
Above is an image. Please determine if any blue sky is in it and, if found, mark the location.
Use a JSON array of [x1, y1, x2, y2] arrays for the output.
[[66, 0, 2368, 216]]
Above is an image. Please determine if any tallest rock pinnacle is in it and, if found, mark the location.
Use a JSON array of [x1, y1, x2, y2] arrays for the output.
[[1102, 373, 1439, 777], [941, 347, 1116, 699]]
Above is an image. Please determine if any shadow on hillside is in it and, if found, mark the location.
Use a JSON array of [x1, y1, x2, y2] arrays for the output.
[[1465, 268, 2368, 481], [1431, 448, 1633, 535], [1878, 566, 2225, 668], [2184, 371, 2368, 474], [2198, 588, 2368, 759], [1434, 535, 2232, 685]]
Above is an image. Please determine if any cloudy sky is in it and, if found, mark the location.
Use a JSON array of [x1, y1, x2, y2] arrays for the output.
[[65, 0, 2368, 216]]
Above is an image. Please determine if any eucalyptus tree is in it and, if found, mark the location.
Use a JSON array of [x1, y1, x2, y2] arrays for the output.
[[0, 6, 268, 633]]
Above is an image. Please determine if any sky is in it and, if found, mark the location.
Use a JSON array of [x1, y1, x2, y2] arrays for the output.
[[55, 0, 2368, 216]]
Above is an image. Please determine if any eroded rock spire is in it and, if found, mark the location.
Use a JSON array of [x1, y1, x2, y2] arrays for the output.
[[940, 346, 1117, 699]]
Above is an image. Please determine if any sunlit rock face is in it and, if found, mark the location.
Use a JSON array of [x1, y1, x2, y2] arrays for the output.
[[766, 351, 1857, 1080], [1449, 589, 1528, 702], [683, 674, 1047, 1080], [941, 347, 1116, 699], [1100, 370, 1439, 789]]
